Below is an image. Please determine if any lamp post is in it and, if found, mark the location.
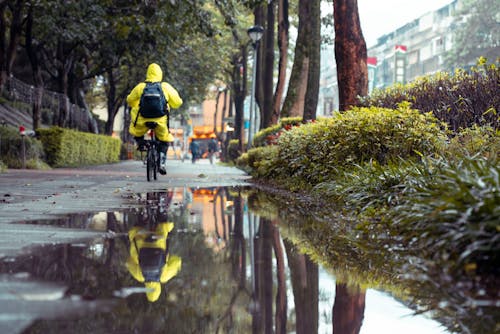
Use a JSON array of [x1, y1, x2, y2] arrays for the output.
[[246, 25, 264, 150]]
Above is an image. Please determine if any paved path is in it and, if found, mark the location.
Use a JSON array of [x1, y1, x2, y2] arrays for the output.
[[0, 159, 250, 257], [0, 159, 249, 333]]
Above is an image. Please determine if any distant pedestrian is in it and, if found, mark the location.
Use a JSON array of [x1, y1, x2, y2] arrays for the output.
[[173, 139, 182, 160], [208, 138, 218, 164], [189, 140, 199, 164]]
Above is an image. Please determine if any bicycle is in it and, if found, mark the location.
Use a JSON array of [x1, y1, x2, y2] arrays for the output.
[[144, 121, 160, 182]]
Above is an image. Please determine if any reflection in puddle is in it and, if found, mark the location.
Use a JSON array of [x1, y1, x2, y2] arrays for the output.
[[1, 186, 495, 333], [126, 222, 181, 302]]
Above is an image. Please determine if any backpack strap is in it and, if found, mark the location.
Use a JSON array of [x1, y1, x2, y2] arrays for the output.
[[133, 108, 140, 127], [133, 81, 150, 127]]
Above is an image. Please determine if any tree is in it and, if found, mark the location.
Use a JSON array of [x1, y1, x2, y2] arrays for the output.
[[22, 0, 107, 128], [9, 1, 222, 134], [281, 0, 311, 118], [94, 1, 220, 135], [271, 0, 289, 125], [332, 283, 366, 334], [0, 0, 26, 91], [213, 0, 253, 154], [284, 240, 319, 334], [334, 0, 368, 110], [25, 1, 43, 129], [445, 0, 500, 69], [302, 0, 320, 121]]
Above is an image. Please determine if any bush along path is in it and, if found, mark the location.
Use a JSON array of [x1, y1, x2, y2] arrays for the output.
[[237, 104, 500, 333]]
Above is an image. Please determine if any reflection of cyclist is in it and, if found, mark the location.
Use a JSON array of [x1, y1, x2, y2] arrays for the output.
[[127, 63, 183, 175], [126, 222, 181, 302]]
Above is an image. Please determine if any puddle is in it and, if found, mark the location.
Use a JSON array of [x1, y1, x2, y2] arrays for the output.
[[0, 186, 497, 333]]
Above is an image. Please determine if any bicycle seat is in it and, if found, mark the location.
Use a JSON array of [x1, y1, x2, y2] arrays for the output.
[[145, 122, 158, 129]]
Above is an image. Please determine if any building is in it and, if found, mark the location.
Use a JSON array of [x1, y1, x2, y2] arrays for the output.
[[318, 46, 337, 115], [367, 0, 461, 92], [318, 0, 465, 111]]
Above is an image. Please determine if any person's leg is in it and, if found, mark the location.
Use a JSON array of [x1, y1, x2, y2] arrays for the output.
[[158, 141, 168, 175], [129, 119, 148, 151], [134, 136, 147, 151], [153, 116, 173, 175]]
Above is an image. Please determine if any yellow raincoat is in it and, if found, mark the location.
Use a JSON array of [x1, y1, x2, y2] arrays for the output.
[[126, 222, 182, 302], [127, 63, 183, 142]]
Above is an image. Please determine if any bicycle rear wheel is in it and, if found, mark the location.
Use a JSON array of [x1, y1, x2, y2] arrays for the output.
[[146, 148, 156, 182], [152, 148, 158, 180]]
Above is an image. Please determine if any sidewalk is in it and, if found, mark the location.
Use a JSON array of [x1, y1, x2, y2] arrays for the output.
[[0, 159, 250, 257]]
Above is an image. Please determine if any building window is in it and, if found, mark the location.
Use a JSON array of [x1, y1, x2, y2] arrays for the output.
[[434, 37, 444, 54], [408, 50, 419, 65]]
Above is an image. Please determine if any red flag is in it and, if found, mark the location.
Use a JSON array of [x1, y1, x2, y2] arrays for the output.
[[395, 45, 407, 53], [367, 57, 377, 67]]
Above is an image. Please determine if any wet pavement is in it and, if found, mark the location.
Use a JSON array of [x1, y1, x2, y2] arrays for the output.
[[0, 159, 250, 257], [0, 186, 454, 334], [0, 159, 249, 333], [0, 159, 497, 334]]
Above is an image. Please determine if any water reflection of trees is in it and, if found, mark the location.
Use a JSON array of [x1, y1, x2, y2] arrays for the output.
[[248, 188, 499, 334], [284, 239, 319, 333], [3, 186, 412, 333]]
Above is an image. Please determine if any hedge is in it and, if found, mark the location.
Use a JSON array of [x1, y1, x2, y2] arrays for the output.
[[37, 126, 121, 167]]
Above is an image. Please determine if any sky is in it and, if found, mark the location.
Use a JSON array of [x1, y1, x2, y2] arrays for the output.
[[356, 0, 456, 47]]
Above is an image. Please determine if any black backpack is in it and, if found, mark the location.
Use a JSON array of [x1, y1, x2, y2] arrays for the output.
[[138, 82, 168, 118]]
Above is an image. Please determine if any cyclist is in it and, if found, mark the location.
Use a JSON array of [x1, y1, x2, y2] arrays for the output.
[[127, 63, 183, 175]]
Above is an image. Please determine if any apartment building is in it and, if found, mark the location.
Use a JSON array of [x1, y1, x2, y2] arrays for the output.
[[367, 0, 460, 91], [318, 0, 466, 114]]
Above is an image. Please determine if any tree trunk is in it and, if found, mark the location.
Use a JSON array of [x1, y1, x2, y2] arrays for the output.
[[272, 221, 287, 334], [281, 0, 310, 118], [271, 0, 289, 125], [284, 240, 319, 334], [253, 5, 265, 123], [0, 0, 24, 91], [252, 219, 275, 333], [0, 2, 6, 90], [261, 1, 276, 129], [105, 69, 118, 135], [214, 88, 221, 134], [332, 283, 366, 334], [231, 193, 246, 285], [303, 0, 320, 122], [56, 41, 72, 127], [231, 47, 247, 153], [334, 0, 368, 110], [25, 4, 43, 130]]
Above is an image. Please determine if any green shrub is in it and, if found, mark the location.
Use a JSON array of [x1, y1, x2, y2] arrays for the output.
[[236, 145, 281, 178], [276, 104, 447, 186], [446, 125, 500, 159], [227, 139, 242, 162], [37, 126, 121, 167], [0, 125, 47, 169], [252, 116, 303, 147], [359, 58, 500, 131], [313, 154, 500, 275], [389, 156, 500, 272]]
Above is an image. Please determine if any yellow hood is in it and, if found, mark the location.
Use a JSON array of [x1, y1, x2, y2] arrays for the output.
[[145, 281, 162, 302], [146, 63, 163, 82]]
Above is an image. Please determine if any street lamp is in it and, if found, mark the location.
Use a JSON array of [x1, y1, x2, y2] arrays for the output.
[[246, 25, 264, 150]]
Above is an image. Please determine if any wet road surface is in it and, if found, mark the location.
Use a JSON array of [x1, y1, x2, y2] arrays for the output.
[[0, 159, 250, 257], [0, 160, 497, 333]]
